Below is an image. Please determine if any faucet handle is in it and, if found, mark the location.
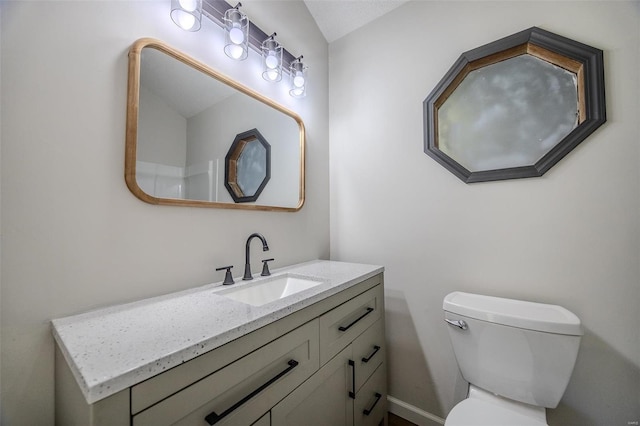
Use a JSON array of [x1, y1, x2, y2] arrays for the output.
[[261, 258, 274, 276], [215, 265, 235, 285]]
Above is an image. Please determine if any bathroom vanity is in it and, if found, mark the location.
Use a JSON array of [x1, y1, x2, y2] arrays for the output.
[[52, 260, 387, 426]]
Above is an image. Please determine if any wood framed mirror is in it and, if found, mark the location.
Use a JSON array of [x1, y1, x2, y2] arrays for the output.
[[125, 38, 305, 211], [423, 27, 606, 183]]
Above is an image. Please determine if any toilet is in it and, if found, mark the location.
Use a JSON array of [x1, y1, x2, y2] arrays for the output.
[[442, 291, 583, 426]]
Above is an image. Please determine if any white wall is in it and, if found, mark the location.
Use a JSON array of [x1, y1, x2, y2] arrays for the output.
[[329, 1, 639, 425], [0, 1, 328, 424]]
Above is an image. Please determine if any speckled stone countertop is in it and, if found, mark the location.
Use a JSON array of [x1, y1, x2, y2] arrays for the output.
[[51, 260, 383, 404]]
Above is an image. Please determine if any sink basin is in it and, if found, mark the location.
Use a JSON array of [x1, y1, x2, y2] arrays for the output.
[[217, 273, 325, 306]]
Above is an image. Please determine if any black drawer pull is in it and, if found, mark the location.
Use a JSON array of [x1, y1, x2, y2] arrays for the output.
[[204, 359, 299, 425], [361, 345, 381, 363], [338, 307, 374, 332], [348, 360, 356, 399], [363, 392, 382, 416]]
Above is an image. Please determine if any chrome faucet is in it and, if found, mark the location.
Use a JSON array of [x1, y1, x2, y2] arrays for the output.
[[243, 233, 269, 280]]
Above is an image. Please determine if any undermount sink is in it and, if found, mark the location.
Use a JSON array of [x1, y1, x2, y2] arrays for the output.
[[217, 273, 325, 306]]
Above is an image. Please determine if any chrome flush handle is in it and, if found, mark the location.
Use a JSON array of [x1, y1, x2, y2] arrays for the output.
[[445, 319, 468, 330]]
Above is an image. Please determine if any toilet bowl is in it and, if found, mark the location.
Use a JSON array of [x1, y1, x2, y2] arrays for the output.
[[442, 292, 583, 426], [445, 385, 547, 426]]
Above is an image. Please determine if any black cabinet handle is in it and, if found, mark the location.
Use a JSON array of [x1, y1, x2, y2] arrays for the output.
[[361, 345, 381, 363], [363, 392, 382, 416], [204, 359, 299, 425], [338, 307, 374, 332], [348, 360, 356, 399]]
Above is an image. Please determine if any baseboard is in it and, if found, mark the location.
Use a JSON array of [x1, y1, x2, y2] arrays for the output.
[[387, 395, 445, 426]]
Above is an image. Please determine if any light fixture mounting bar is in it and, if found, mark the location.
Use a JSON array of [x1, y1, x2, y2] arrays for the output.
[[202, 0, 296, 72]]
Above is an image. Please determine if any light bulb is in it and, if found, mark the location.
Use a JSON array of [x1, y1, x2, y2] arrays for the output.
[[178, 0, 198, 12], [265, 53, 279, 69], [227, 44, 244, 59], [229, 25, 245, 45], [265, 70, 279, 81], [289, 57, 307, 97], [293, 74, 305, 88], [171, 0, 201, 32], [176, 11, 196, 30]]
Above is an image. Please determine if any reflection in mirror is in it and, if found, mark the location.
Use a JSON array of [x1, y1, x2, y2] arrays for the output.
[[225, 129, 271, 203], [125, 38, 305, 211]]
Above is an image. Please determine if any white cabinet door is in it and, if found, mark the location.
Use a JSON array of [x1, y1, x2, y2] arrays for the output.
[[272, 346, 354, 426], [352, 318, 385, 392], [251, 412, 270, 426], [354, 363, 387, 426], [319, 285, 383, 365], [133, 320, 319, 426]]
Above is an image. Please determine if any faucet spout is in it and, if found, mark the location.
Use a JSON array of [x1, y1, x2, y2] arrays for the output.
[[243, 233, 269, 280]]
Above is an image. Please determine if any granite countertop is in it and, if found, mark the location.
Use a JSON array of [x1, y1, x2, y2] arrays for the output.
[[51, 260, 383, 404]]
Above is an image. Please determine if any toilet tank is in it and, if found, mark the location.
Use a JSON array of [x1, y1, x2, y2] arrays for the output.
[[443, 292, 582, 408]]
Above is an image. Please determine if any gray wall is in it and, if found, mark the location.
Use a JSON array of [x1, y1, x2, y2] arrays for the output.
[[329, 1, 639, 425], [138, 86, 188, 167], [0, 4, 2, 419], [0, 1, 328, 424]]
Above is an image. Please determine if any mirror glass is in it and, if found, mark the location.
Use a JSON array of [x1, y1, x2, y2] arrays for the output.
[[126, 38, 305, 211], [437, 54, 579, 172]]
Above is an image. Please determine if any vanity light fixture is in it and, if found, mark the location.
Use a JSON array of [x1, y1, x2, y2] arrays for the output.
[[170, 0, 203, 32], [223, 3, 249, 60], [289, 56, 307, 98], [261, 33, 283, 82], [170, 0, 307, 97]]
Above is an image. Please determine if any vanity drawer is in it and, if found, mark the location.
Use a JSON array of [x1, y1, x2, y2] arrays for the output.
[[354, 363, 387, 426], [352, 318, 385, 392], [132, 320, 319, 426], [319, 282, 383, 365]]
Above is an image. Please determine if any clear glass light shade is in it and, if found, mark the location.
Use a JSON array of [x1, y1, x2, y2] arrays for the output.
[[224, 8, 249, 61], [289, 58, 307, 98], [262, 38, 283, 82], [170, 0, 202, 32]]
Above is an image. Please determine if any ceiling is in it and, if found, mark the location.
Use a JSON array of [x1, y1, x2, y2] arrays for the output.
[[303, 0, 409, 43]]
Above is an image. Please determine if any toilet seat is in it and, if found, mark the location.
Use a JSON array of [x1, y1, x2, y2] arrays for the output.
[[445, 398, 548, 426]]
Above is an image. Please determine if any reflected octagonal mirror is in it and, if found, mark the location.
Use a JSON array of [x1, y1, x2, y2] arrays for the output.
[[423, 27, 606, 183], [225, 129, 271, 203]]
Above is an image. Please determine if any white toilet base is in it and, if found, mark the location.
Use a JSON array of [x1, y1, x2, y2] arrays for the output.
[[445, 385, 548, 426]]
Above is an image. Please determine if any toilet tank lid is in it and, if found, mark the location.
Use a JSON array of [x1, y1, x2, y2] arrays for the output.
[[443, 292, 583, 335]]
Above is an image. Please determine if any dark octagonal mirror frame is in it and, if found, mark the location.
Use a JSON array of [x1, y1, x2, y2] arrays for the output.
[[225, 128, 271, 203], [423, 27, 606, 183]]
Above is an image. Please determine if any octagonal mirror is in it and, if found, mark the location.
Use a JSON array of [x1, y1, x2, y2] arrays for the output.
[[225, 129, 271, 203], [423, 27, 606, 183]]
